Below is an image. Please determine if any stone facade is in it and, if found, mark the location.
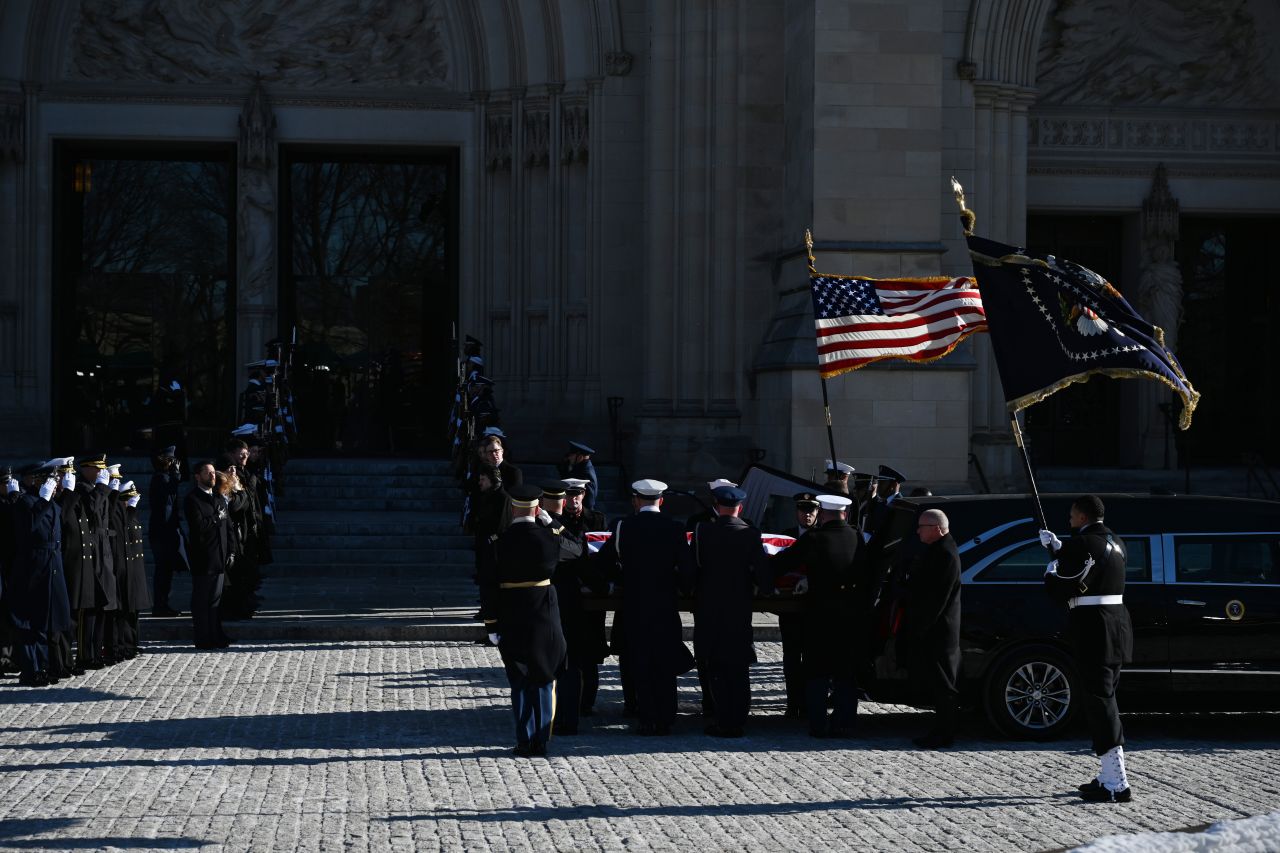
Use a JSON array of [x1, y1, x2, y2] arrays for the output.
[[0, 1, 1277, 489]]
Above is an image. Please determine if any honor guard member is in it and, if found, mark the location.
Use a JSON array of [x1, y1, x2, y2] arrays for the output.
[[1041, 496, 1134, 803], [776, 491, 820, 718], [113, 482, 150, 659], [48, 457, 81, 677], [185, 461, 234, 650], [72, 453, 118, 669], [686, 485, 772, 738], [560, 442, 599, 511], [771, 493, 863, 738], [539, 482, 591, 736], [148, 448, 188, 616], [560, 478, 609, 715], [685, 479, 737, 533], [596, 479, 694, 735], [822, 461, 854, 497], [11, 463, 73, 685], [864, 465, 907, 541], [0, 465, 23, 673], [491, 484, 569, 757], [901, 509, 962, 748], [103, 465, 130, 664]]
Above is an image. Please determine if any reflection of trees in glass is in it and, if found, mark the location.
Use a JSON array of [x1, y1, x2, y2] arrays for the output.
[[71, 158, 232, 449]]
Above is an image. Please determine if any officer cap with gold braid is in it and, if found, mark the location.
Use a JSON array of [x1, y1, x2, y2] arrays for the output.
[[508, 484, 543, 509]]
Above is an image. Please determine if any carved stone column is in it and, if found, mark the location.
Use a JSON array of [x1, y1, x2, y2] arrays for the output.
[[1137, 163, 1183, 468], [236, 81, 278, 385]]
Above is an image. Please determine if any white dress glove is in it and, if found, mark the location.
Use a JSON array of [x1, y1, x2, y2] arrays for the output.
[[61, 472, 76, 491], [793, 577, 810, 595], [1039, 529, 1062, 552], [537, 509, 552, 525], [126, 495, 140, 508], [487, 633, 501, 646], [4, 477, 17, 494], [95, 469, 110, 485], [39, 477, 57, 501], [110, 478, 122, 492]]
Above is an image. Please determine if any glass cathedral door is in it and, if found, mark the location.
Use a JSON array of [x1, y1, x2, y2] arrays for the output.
[[282, 150, 457, 454]]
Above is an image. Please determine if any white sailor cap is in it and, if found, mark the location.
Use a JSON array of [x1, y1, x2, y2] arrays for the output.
[[562, 478, 590, 490], [816, 494, 853, 511], [824, 460, 855, 475], [706, 478, 738, 491], [631, 478, 667, 498]]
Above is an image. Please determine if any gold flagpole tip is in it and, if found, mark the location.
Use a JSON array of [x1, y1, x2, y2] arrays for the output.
[[804, 228, 816, 273], [950, 176, 976, 237]]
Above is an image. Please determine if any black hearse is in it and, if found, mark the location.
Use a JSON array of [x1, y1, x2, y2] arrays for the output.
[[869, 493, 1280, 739]]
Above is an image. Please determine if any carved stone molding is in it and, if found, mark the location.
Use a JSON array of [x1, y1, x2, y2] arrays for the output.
[[523, 108, 551, 168], [561, 102, 588, 164], [605, 51, 633, 77], [486, 112, 512, 172], [65, 0, 452, 89], [1029, 114, 1279, 157], [1036, 0, 1278, 108], [0, 97, 22, 163], [238, 81, 276, 170]]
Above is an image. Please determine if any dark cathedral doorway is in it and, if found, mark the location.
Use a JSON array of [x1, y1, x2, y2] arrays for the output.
[[51, 143, 237, 457], [280, 148, 458, 456]]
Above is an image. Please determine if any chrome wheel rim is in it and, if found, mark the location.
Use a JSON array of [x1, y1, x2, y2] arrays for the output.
[[1004, 661, 1071, 730]]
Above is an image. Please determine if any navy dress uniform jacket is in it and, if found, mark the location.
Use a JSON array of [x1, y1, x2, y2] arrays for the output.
[[772, 518, 863, 677], [1045, 522, 1133, 665], [493, 519, 568, 686], [687, 515, 771, 666], [9, 494, 73, 635]]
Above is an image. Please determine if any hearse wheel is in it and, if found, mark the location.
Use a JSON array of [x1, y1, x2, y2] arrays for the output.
[[984, 644, 1077, 740]]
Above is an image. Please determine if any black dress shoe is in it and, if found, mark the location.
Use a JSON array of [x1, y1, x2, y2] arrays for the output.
[[704, 724, 744, 739], [152, 606, 182, 617], [84, 661, 105, 671], [654, 724, 672, 736], [913, 733, 954, 749], [1078, 778, 1103, 793], [531, 743, 548, 757], [68, 666, 85, 676], [808, 728, 827, 739], [636, 722, 656, 736], [1080, 785, 1132, 803], [17, 674, 46, 687], [513, 744, 534, 757], [194, 643, 217, 650], [783, 706, 802, 719]]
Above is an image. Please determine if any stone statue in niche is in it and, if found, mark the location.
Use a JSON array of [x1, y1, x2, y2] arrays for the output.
[[1036, 0, 1278, 107], [1138, 164, 1183, 354], [237, 83, 276, 301], [66, 0, 451, 88]]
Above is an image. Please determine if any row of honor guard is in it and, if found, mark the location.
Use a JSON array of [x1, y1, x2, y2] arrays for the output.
[[479, 458, 959, 756]]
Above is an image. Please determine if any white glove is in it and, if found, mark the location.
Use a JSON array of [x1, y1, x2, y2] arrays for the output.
[[126, 495, 140, 508], [95, 469, 110, 485], [487, 633, 501, 645], [110, 478, 122, 491], [1045, 559, 1059, 576], [39, 477, 56, 501], [61, 472, 76, 490], [1038, 529, 1062, 552], [4, 477, 17, 494], [793, 577, 810, 595], [537, 509, 552, 525], [170, 380, 181, 391]]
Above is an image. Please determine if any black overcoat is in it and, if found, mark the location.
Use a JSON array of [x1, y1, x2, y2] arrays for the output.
[[493, 519, 567, 685], [8, 494, 73, 634], [687, 515, 771, 666], [561, 508, 610, 663], [901, 533, 962, 692], [1044, 522, 1133, 665], [184, 489, 233, 576], [57, 487, 97, 609], [120, 506, 153, 611], [147, 470, 188, 569], [596, 509, 694, 677]]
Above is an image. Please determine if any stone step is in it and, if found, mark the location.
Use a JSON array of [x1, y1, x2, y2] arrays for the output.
[[284, 458, 455, 475], [275, 497, 460, 512], [277, 485, 464, 500], [270, 534, 473, 550], [269, 548, 474, 565], [260, 565, 478, 579], [281, 474, 462, 489]]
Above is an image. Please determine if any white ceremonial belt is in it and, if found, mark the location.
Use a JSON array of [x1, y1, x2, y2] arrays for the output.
[[1068, 594, 1123, 609], [499, 579, 551, 590]]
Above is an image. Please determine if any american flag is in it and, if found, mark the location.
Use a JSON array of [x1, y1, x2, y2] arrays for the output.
[[810, 274, 987, 379]]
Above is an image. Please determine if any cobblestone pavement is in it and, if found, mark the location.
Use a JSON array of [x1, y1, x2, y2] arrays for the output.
[[0, 642, 1277, 852]]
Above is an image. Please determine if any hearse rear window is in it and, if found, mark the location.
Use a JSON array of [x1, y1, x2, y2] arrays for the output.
[[1173, 536, 1280, 585], [975, 537, 1151, 582]]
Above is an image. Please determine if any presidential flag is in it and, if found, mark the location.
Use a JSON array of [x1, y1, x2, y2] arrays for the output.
[[810, 273, 987, 379], [966, 234, 1200, 429]]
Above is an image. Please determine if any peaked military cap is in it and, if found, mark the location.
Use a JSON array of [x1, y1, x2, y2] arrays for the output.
[[80, 452, 108, 469], [562, 478, 589, 495], [712, 486, 747, 506], [631, 479, 667, 498], [568, 440, 595, 456], [824, 460, 855, 475], [160, 446, 177, 457], [706, 478, 737, 491], [816, 494, 853, 511], [878, 464, 907, 483], [793, 491, 820, 508], [508, 484, 543, 508], [540, 482, 567, 499]]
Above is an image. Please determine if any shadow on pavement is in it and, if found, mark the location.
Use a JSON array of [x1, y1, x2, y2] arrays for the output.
[[0, 817, 206, 849]]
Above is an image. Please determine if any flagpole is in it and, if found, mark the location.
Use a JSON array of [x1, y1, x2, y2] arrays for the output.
[[1009, 413, 1049, 532], [806, 229, 841, 469]]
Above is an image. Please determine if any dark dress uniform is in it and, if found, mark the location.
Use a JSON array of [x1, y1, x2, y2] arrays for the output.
[[73, 480, 119, 667], [561, 506, 608, 714], [1044, 521, 1132, 756], [10, 491, 73, 683], [56, 485, 95, 675], [777, 525, 811, 716], [902, 532, 962, 742], [492, 517, 568, 754], [772, 517, 863, 736], [596, 508, 694, 733], [687, 514, 772, 734], [148, 468, 188, 613], [185, 487, 234, 648], [545, 513, 591, 734], [113, 502, 151, 658]]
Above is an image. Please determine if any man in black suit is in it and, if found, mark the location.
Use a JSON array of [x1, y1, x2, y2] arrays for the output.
[[184, 461, 233, 650], [686, 486, 772, 737], [490, 484, 568, 757], [771, 493, 863, 738], [902, 508, 962, 748], [1041, 495, 1134, 803], [595, 478, 693, 735]]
